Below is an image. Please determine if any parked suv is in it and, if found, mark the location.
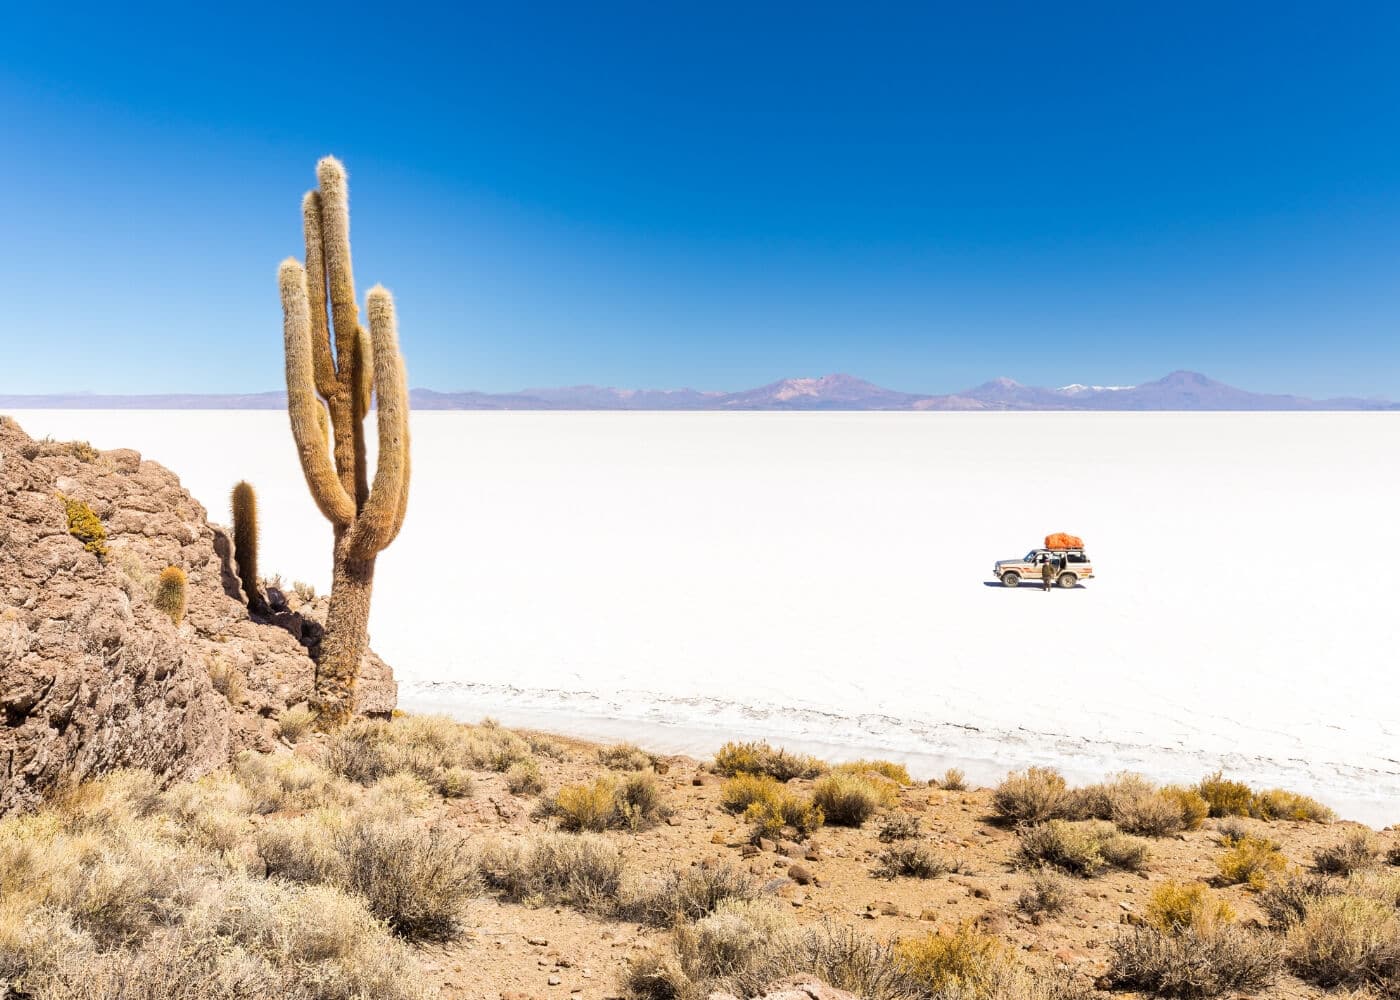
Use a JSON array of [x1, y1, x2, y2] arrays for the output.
[[994, 549, 1093, 588]]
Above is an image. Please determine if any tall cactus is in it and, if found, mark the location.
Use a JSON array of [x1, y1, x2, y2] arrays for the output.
[[230, 480, 268, 616], [278, 157, 410, 726]]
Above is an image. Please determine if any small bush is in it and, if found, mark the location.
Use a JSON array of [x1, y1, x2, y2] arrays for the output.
[[69, 440, 100, 462], [505, 759, 544, 795], [938, 767, 968, 791], [291, 579, 316, 601], [893, 923, 1005, 994], [720, 773, 784, 814], [1017, 867, 1072, 922], [60, 495, 107, 560], [549, 773, 668, 832], [873, 842, 949, 880], [1146, 881, 1235, 935], [624, 862, 759, 926], [743, 793, 823, 842], [1018, 820, 1149, 877], [1314, 829, 1379, 876], [1284, 893, 1400, 989], [1217, 835, 1288, 890], [1257, 872, 1336, 927], [276, 705, 316, 742], [877, 812, 921, 842], [1255, 787, 1336, 823], [599, 743, 655, 771], [811, 773, 894, 827], [478, 832, 624, 913], [712, 741, 825, 781], [834, 759, 912, 785], [233, 751, 351, 814], [1213, 817, 1251, 846], [334, 819, 475, 940], [1069, 773, 1206, 836], [1108, 925, 1282, 998], [1387, 841, 1400, 867], [992, 767, 1068, 824], [1198, 771, 1255, 818], [206, 653, 246, 705]]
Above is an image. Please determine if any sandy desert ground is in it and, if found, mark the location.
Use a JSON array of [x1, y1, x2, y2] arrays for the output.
[[10, 409, 1398, 826]]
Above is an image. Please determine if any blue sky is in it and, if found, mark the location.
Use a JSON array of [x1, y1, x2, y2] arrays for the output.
[[2, 2, 1399, 397]]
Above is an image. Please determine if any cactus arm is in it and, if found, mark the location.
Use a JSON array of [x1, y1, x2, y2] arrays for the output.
[[280, 259, 355, 528], [355, 327, 374, 420], [347, 286, 409, 560], [301, 191, 337, 401], [315, 156, 363, 499], [382, 363, 411, 547]]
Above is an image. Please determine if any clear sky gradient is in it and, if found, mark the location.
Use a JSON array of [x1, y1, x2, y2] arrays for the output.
[[3, 3, 1398, 397]]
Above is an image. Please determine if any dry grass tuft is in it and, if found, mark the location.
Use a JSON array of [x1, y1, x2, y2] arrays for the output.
[[598, 743, 656, 771], [834, 759, 913, 785], [547, 772, 669, 832], [505, 759, 544, 795], [1145, 881, 1235, 935], [624, 862, 760, 926], [1284, 893, 1400, 990], [1197, 771, 1335, 823], [276, 705, 317, 742], [937, 767, 968, 791], [873, 842, 953, 880], [333, 819, 476, 940], [877, 812, 921, 842]]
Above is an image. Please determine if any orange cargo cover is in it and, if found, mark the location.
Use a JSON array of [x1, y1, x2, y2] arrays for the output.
[[1045, 532, 1084, 550]]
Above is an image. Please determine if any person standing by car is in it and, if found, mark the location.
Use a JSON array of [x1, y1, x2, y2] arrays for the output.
[[1041, 553, 1055, 591]]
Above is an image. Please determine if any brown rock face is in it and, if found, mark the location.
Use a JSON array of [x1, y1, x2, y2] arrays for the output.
[[0, 416, 397, 814]]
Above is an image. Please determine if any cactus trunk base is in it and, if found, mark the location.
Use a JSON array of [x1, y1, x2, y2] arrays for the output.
[[313, 539, 376, 727]]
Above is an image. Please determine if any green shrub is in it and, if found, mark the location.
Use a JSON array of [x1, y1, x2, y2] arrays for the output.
[[549, 773, 668, 832], [1146, 881, 1235, 935], [893, 923, 1006, 994], [1198, 771, 1255, 818], [1252, 788, 1335, 823]]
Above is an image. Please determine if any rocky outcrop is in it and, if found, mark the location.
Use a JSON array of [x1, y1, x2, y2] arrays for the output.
[[0, 416, 396, 813]]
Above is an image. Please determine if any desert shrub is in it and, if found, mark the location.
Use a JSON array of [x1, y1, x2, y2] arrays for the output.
[[334, 819, 475, 940], [435, 766, 473, 798], [549, 773, 669, 832], [255, 810, 345, 883], [1387, 841, 1400, 866], [720, 772, 785, 814], [68, 440, 100, 462], [1284, 893, 1400, 989], [1213, 817, 1253, 846], [1197, 771, 1256, 818], [326, 715, 533, 795], [873, 842, 950, 880], [206, 653, 246, 705], [1161, 785, 1211, 831], [1067, 772, 1206, 836], [276, 705, 316, 742], [60, 495, 107, 560], [1018, 820, 1149, 876], [361, 771, 436, 815], [51, 769, 162, 830], [893, 923, 1007, 994], [834, 759, 912, 785], [992, 767, 1068, 824], [1314, 829, 1380, 876], [719, 773, 823, 840], [712, 741, 826, 782], [624, 862, 759, 926], [232, 751, 351, 814], [1217, 835, 1288, 890], [291, 579, 316, 601], [877, 812, 921, 842], [159, 772, 252, 851], [1256, 872, 1332, 926], [938, 767, 968, 791], [505, 759, 543, 795], [1017, 866, 1072, 922], [599, 742, 655, 771], [1146, 881, 1235, 935], [1252, 787, 1335, 823], [811, 772, 895, 827], [478, 832, 624, 913], [1107, 925, 1282, 998]]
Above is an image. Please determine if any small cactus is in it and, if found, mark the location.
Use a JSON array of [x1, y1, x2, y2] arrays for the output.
[[153, 566, 187, 625], [230, 480, 268, 614]]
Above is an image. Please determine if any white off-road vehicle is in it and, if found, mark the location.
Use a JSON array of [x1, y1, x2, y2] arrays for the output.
[[994, 548, 1093, 588]]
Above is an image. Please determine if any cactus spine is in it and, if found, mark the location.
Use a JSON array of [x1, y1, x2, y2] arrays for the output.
[[230, 480, 268, 615], [279, 157, 410, 726], [153, 566, 188, 625]]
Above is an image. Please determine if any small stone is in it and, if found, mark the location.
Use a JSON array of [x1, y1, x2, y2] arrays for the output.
[[710, 831, 726, 844], [548, 975, 562, 986], [528, 936, 549, 946], [788, 864, 814, 885]]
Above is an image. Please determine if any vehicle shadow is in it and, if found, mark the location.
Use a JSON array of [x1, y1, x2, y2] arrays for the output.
[[982, 581, 1087, 591]]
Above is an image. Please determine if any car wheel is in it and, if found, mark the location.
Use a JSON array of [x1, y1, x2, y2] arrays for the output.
[[1001, 571, 1021, 588], [1058, 572, 1078, 589]]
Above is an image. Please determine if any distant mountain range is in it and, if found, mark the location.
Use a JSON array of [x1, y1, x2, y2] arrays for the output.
[[2, 371, 1394, 411]]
